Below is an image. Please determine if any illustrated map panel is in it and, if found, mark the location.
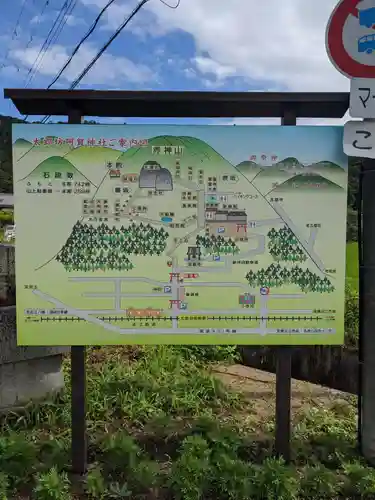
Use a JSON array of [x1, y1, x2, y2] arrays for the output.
[[12, 124, 348, 345]]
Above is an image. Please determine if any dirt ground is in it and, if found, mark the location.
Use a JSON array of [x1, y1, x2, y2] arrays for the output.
[[212, 364, 354, 420]]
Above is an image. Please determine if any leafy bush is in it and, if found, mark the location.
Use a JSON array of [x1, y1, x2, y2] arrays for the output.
[[0, 472, 9, 500], [342, 461, 375, 496], [299, 464, 342, 497], [345, 285, 359, 347], [0, 433, 38, 487], [33, 467, 70, 500], [170, 435, 213, 500], [85, 466, 107, 499]]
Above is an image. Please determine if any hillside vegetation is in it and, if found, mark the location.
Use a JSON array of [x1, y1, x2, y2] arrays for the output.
[[0, 346, 373, 499]]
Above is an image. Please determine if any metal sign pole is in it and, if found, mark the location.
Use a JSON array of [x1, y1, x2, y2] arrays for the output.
[[344, 84, 375, 465], [326, 0, 375, 463], [360, 156, 375, 465], [68, 109, 87, 476]]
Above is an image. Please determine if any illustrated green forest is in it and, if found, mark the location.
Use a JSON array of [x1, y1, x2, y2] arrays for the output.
[[245, 263, 335, 293], [267, 226, 307, 263], [196, 234, 240, 256], [56, 221, 169, 271]]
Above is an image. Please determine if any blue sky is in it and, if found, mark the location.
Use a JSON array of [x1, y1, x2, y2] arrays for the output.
[[0, 0, 349, 125], [13, 123, 347, 167]]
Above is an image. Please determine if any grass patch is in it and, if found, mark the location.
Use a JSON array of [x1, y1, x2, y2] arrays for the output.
[[0, 346, 371, 499]]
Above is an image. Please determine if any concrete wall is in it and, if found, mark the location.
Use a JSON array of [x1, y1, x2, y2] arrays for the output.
[[240, 345, 359, 394], [0, 246, 69, 410]]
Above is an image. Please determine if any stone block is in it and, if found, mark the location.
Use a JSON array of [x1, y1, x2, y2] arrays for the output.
[[0, 355, 65, 410], [0, 306, 69, 365], [0, 246, 69, 409]]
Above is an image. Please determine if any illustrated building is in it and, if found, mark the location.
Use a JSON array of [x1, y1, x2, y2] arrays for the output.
[[239, 293, 255, 306], [138, 161, 173, 191], [205, 208, 247, 237], [187, 246, 201, 261]]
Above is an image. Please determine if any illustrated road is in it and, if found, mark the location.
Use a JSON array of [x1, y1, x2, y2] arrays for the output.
[[35, 275, 334, 336], [32, 287, 335, 335]]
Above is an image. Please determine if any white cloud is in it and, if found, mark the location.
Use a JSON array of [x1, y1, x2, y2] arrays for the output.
[[143, 0, 350, 92], [30, 15, 45, 24], [183, 67, 197, 79], [30, 12, 84, 27], [65, 14, 85, 26], [79, 0, 169, 37], [193, 56, 237, 81], [10, 42, 155, 86]]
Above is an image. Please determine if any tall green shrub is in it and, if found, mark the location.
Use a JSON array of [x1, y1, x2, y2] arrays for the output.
[[345, 285, 359, 348]]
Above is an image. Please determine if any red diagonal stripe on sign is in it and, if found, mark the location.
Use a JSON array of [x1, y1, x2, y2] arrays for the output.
[[348, 5, 359, 17]]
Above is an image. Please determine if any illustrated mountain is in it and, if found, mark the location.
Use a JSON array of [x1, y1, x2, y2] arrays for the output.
[[236, 160, 260, 173], [65, 145, 122, 164], [116, 135, 233, 171], [19, 156, 95, 185], [275, 157, 304, 170], [13, 138, 32, 148], [271, 173, 343, 192], [311, 160, 345, 171]]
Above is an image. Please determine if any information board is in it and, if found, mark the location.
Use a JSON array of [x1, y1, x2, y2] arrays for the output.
[[12, 124, 348, 345]]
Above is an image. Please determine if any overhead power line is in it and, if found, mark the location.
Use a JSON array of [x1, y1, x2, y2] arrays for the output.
[[40, 0, 150, 123], [24, 0, 71, 86], [46, 0, 120, 89], [26, 0, 53, 48], [67, 0, 150, 91], [36, 0, 181, 123], [159, 0, 180, 8], [0, 0, 29, 69], [24, 0, 78, 88]]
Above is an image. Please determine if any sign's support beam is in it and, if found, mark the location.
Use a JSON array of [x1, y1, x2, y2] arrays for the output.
[[68, 109, 88, 477], [274, 108, 296, 463]]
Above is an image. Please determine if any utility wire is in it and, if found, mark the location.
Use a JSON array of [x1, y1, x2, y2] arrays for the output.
[[23, 0, 119, 121], [35, 0, 181, 123], [0, 0, 29, 69], [24, 0, 70, 86], [32, 0, 78, 78], [26, 0, 53, 48], [68, 0, 150, 90], [46, 0, 120, 89], [159, 0, 180, 8], [26, 0, 78, 87], [1, 0, 53, 74], [40, 0, 151, 123], [24, 0, 78, 87]]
